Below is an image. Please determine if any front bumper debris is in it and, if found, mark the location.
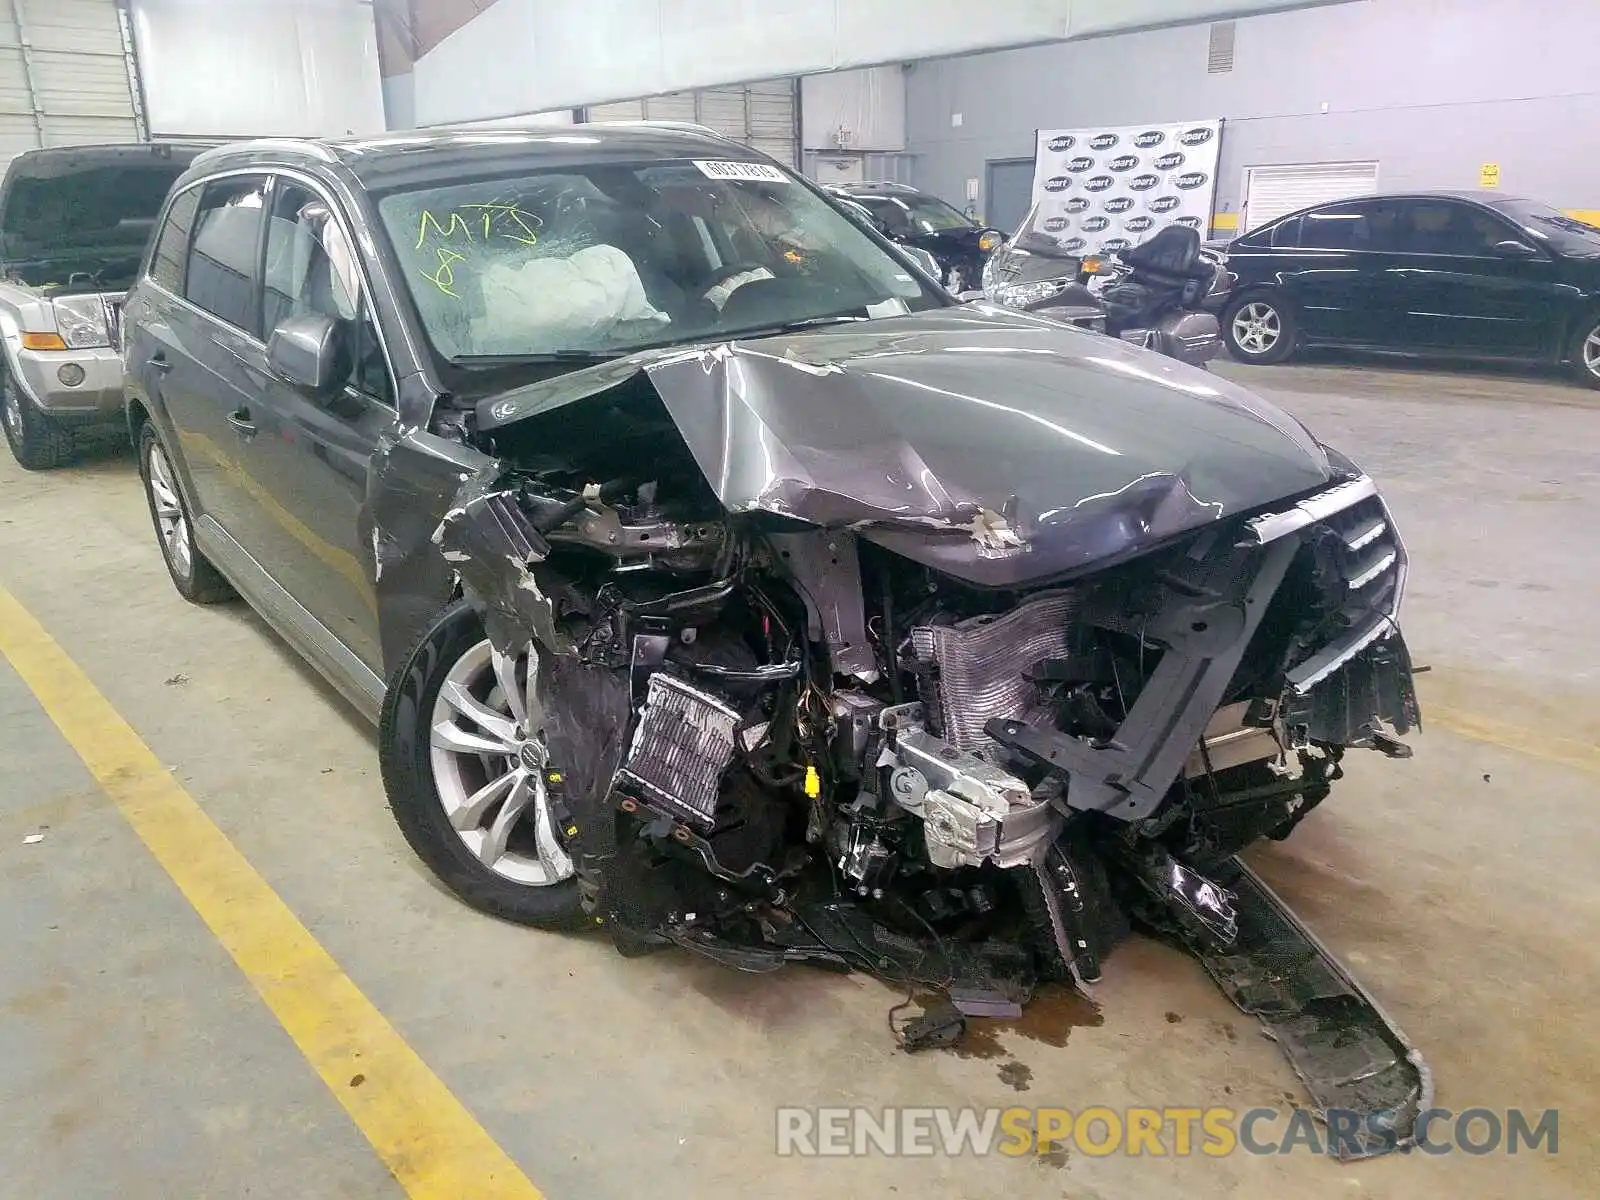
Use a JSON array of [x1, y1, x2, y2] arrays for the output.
[[1199, 860, 1433, 1159]]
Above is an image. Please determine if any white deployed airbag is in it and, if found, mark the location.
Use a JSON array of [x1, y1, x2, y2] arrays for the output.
[[474, 244, 669, 349]]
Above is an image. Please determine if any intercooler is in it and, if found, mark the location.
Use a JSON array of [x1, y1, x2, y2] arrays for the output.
[[910, 590, 1078, 753]]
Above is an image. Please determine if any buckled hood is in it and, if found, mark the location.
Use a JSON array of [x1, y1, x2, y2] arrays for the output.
[[477, 305, 1335, 586]]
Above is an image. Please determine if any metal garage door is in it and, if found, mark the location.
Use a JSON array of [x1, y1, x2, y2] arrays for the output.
[[0, 0, 143, 167], [583, 79, 798, 167], [1241, 161, 1380, 235]]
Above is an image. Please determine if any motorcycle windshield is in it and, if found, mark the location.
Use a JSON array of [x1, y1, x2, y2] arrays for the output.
[[982, 200, 1087, 300]]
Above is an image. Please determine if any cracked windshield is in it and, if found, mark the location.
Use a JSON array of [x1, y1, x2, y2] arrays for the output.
[[377, 158, 940, 360]]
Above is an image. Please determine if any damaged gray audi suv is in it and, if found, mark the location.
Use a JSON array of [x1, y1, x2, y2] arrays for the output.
[[123, 125, 1429, 1155]]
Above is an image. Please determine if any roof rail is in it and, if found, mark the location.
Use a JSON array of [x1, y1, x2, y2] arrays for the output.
[[579, 118, 737, 141], [190, 137, 338, 166]]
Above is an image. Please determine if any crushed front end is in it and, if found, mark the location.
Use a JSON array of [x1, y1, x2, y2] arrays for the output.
[[431, 390, 1427, 1157]]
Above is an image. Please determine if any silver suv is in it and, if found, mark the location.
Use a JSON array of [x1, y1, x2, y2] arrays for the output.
[[0, 143, 203, 469]]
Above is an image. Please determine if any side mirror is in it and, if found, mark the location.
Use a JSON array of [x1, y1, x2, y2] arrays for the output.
[[1492, 239, 1539, 259], [267, 313, 347, 397]]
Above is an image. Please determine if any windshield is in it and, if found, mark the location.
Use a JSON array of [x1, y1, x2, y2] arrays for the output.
[[856, 192, 972, 236], [1490, 199, 1600, 257], [375, 159, 943, 362]]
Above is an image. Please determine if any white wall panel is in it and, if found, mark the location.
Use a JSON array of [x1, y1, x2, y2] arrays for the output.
[[411, 0, 1334, 125], [406, 0, 537, 126], [131, 0, 385, 137], [801, 67, 904, 151]]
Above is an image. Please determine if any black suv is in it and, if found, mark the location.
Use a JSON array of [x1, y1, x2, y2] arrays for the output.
[[1222, 191, 1600, 387], [827, 181, 1002, 292]]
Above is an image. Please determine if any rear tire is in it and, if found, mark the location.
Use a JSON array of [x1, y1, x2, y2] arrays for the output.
[[1, 371, 73, 471], [379, 602, 588, 930], [1224, 294, 1298, 364], [137, 420, 234, 604], [1569, 314, 1600, 389]]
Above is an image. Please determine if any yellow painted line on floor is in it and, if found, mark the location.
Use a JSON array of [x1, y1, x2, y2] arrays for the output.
[[1424, 702, 1600, 777], [0, 583, 543, 1200]]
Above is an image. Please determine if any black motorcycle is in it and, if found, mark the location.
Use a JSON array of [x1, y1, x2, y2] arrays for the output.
[[978, 207, 1234, 368], [1088, 225, 1233, 365]]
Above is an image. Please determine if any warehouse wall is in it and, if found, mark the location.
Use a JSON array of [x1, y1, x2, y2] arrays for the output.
[[405, 0, 1332, 124], [905, 0, 1600, 228]]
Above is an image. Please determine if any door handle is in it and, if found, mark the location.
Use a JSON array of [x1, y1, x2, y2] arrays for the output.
[[147, 353, 171, 374], [226, 408, 257, 439]]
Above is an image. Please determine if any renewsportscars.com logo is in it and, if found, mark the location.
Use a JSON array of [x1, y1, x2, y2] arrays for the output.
[[776, 1106, 1560, 1159]]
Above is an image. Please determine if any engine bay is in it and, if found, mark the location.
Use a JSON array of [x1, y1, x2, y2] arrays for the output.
[[425, 429, 1427, 1156]]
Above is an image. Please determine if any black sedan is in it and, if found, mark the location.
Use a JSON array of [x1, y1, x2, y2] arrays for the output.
[[1221, 191, 1600, 387], [827, 181, 1003, 292]]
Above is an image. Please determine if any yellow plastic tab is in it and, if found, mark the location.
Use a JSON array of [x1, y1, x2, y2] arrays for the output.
[[803, 765, 821, 798]]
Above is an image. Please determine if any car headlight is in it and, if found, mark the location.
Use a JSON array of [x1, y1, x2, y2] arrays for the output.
[[977, 229, 1002, 253], [990, 277, 1074, 309], [51, 296, 110, 349]]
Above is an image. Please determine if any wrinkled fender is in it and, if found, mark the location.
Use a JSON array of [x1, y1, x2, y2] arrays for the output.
[[368, 422, 494, 680]]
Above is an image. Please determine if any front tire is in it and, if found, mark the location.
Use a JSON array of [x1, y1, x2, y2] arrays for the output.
[[1224, 294, 1298, 364], [1570, 314, 1600, 389], [379, 602, 587, 929], [1, 371, 73, 470]]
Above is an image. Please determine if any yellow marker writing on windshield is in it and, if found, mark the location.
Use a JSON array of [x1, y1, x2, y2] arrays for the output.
[[423, 247, 467, 298], [416, 209, 473, 249], [461, 202, 541, 247]]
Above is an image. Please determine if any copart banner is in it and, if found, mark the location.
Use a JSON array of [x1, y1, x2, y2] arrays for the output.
[[1029, 120, 1223, 254]]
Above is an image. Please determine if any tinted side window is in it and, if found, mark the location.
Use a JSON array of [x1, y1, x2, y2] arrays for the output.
[[263, 183, 362, 330], [864, 199, 912, 236], [185, 177, 269, 333], [263, 181, 392, 404], [1270, 216, 1301, 248], [1399, 200, 1509, 256], [1300, 202, 1388, 250], [149, 187, 199, 292]]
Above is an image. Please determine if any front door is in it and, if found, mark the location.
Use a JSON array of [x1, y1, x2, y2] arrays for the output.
[[234, 178, 397, 674], [1388, 198, 1567, 358]]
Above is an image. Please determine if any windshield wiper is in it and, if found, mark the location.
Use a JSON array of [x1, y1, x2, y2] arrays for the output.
[[449, 350, 624, 365], [714, 312, 872, 340]]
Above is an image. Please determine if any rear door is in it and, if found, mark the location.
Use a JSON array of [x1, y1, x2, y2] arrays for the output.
[[234, 176, 395, 672], [1388, 198, 1567, 357], [140, 174, 273, 551], [1287, 198, 1406, 346]]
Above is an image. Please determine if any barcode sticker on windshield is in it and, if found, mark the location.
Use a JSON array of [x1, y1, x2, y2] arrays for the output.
[[692, 160, 789, 183]]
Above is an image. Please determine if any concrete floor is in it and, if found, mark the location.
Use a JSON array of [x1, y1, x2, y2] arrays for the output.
[[2, 359, 1596, 1199]]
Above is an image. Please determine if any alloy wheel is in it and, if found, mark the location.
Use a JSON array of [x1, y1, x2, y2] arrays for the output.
[[1584, 325, 1600, 378], [146, 439, 193, 577], [427, 638, 575, 887], [1232, 302, 1282, 356]]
